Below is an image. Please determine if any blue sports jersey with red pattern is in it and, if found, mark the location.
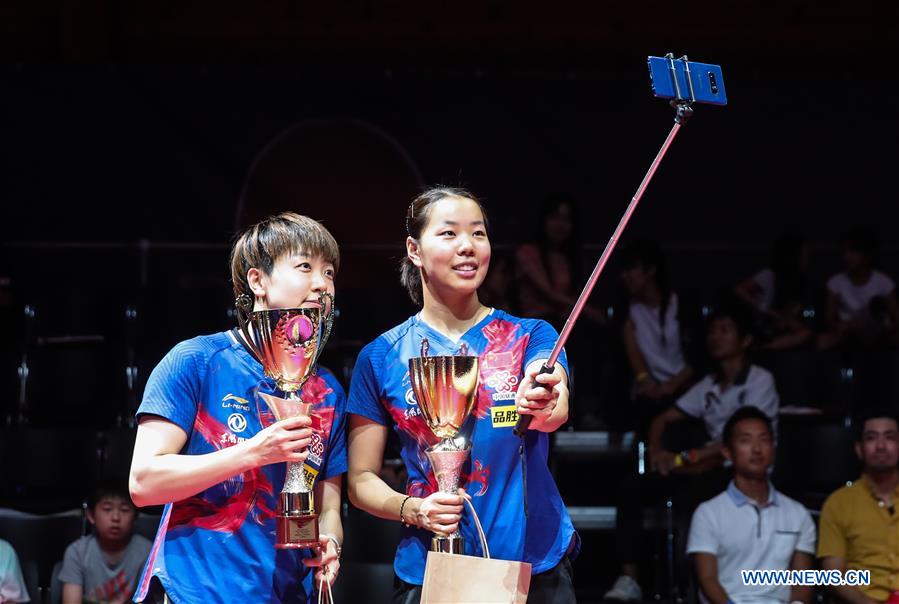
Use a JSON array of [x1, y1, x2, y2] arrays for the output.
[[133, 330, 347, 604], [347, 309, 577, 584]]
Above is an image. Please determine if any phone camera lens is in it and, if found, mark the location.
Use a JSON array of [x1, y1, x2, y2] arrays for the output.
[[708, 72, 719, 94]]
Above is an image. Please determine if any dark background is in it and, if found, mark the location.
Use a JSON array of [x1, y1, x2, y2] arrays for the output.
[[3, 4, 899, 423], [1, 2, 897, 435]]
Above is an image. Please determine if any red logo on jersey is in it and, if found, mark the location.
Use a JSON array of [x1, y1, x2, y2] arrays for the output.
[[475, 319, 530, 417], [301, 375, 334, 405]]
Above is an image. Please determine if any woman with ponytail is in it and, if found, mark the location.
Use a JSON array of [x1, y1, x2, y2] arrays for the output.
[[346, 187, 578, 604]]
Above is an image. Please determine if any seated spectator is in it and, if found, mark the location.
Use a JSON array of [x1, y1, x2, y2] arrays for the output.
[[688, 406, 815, 604], [620, 241, 694, 431], [604, 304, 780, 601], [734, 231, 812, 350], [818, 409, 899, 603], [0, 539, 29, 603], [650, 304, 780, 476], [60, 482, 152, 604], [819, 227, 899, 350], [514, 194, 607, 428]]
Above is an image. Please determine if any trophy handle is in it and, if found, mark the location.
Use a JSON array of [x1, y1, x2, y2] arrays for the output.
[[309, 292, 335, 372], [234, 294, 263, 365]]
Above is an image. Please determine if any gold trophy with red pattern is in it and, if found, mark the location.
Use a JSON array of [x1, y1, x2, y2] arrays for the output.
[[408, 339, 479, 554], [236, 292, 334, 548]]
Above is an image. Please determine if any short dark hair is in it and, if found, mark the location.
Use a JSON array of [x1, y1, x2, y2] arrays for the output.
[[88, 481, 134, 511], [230, 212, 340, 301], [723, 406, 773, 448], [706, 300, 753, 338], [841, 226, 879, 262], [854, 408, 899, 442]]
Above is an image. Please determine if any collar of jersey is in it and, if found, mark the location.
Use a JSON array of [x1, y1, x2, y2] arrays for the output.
[[713, 362, 751, 387], [726, 479, 778, 507], [411, 307, 497, 352]]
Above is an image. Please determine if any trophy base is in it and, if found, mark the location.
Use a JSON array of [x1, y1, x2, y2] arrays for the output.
[[275, 513, 319, 549], [275, 491, 318, 549], [432, 534, 464, 554]]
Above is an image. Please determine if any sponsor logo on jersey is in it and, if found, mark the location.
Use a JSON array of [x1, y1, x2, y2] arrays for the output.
[[222, 393, 251, 411], [490, 405, 519, 428], [302, 464, 319, 490], [227, 413, 248, 433], [485, 370, 518, 401], [307, 431, 324, 466]]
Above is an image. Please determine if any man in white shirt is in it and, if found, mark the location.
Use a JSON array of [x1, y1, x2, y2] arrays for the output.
[[688, 406, 815, 604], [605, 305, 781, 602], [821, 227, 899, 349]]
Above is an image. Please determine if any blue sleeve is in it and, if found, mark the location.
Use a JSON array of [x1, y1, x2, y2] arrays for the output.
[[524, 319, 569, 377], [346, 340, 390, 426], [320, 372, 348, 481], [136, 339, 206, 436]]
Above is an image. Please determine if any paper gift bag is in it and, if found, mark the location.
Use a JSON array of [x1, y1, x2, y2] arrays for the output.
[[420, 550, 531, 603]]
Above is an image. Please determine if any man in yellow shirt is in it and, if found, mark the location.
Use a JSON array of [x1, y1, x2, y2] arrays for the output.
[[818, 410, 899, 603]]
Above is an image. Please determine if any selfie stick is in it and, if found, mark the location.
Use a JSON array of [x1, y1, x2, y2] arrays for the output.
[[514, 54, 698, 437]]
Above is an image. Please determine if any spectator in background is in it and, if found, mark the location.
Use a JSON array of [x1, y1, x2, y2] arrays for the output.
[[604, 304, 780, 602], [514, 195, 587, 327], [0, 539, 29, 603], [620, 241, 694, 432], [478, 249, 514, 311], [818, 410, 899, 603], [648, 304, 780, 476], [514, 195, 607, 428], [734, 231, 812, 350], [688, 406, 815, 604], [819, 227, 899, 350], [60, 482, 151, 604]]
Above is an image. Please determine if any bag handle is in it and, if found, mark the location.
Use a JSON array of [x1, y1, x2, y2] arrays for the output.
[[317, 572, 334, 604], [463, 495, 490, 559]]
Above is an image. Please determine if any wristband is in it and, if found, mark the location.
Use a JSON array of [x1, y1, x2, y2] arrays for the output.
[[635, 371, 651, 384], [399, 495, 413, 527], [674, 453, 684, 468], [323, 533, 342, 559]]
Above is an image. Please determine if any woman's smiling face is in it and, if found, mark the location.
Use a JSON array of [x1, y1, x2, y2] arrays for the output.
[[411, 195, 491, 299]]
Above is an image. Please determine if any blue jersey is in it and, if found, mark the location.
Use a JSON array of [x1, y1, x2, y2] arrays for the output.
[[347, 309, 577, 584], [133, 330, 347, 604]]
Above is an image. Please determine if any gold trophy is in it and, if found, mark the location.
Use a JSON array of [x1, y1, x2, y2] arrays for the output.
[[236, 292, 334, 549], [408, 339, 479, 554]]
